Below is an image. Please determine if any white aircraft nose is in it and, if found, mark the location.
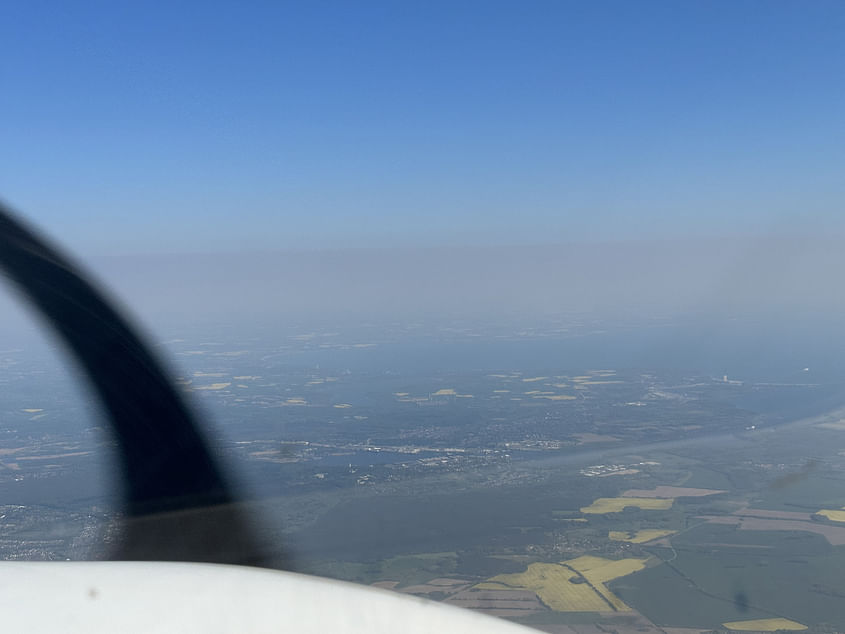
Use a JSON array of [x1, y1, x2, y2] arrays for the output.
[[0, 561, 537, 634]]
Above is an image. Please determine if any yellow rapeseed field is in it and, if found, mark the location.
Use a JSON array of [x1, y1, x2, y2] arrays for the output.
[[580, 497, 673, 514], [817, 508, 845, 522], [564, 556, 647, 611], [722, 618, 807, 631], [480, 562, 609, 611], [193, 382, 232, 391], [608, 529, 675, 543], [475, 556, 647, 612]]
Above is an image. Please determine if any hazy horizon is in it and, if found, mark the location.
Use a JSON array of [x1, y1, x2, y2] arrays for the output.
[[3, 231, 845, 339]]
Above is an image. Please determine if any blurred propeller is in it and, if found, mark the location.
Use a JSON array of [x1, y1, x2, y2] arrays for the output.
[[0, 202, 279, 567]]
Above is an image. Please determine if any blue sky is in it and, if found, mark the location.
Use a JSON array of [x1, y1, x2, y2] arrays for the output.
[[3, 0, 845, 255]]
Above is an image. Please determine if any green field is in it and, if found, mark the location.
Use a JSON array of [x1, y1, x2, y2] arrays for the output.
[[305, 552, 458, 587], [612, 524, 845, 630], [611, 560, 778, 629], [752, 474, 845, 513], [682, 466, 734, 490]]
